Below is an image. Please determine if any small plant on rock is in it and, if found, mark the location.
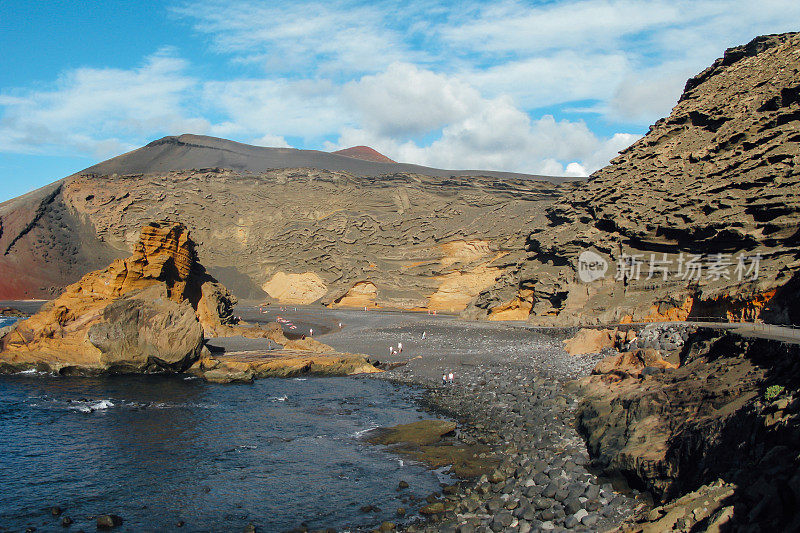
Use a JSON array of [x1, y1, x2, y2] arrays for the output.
[[764, 384, 785, 402]]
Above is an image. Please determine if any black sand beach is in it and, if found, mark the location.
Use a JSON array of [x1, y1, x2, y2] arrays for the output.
[[231, 305, 644, 531]]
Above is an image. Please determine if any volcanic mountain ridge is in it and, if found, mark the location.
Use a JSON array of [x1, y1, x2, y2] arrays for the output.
[[0, 136, 577, 310]]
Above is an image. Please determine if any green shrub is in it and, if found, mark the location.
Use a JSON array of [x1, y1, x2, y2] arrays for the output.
[[765, 384, 785, 402]]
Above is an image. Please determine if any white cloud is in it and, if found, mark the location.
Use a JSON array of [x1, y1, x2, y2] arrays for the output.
[[565, 162, 588, 177], [0, 51, 208, 158], [173, 0, 417, 75], [251, 134, 292, 148], [4, 0, 799, 180], [329, 72, 640, 176], [203, 78, 349, 140], [342, 63, 481, 136], [608, 70, 690, 124], [466, 51, 630, 109], [439, 0, 681, 55]]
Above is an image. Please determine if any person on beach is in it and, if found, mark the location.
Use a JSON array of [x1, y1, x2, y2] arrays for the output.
[[448, 372, 454, 383], [442, 374, 447, 385], [397, 342, 403, 353], [309, 328, 313, 336]]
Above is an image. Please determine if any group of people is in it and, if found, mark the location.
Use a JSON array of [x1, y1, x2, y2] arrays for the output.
[[442, 372, 455, 385], [388, 342, 403, 356]]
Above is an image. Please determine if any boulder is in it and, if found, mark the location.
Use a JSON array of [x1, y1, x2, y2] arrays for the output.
[[564, 328, 615, 355], [87, 285, 204, 372], [97, 514, 123, 529], [0, 221, 239, 373], [592, 348, 676, 377]]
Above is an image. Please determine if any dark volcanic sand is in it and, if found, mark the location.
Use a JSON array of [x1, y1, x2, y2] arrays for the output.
[[230, 306, 644, 531]]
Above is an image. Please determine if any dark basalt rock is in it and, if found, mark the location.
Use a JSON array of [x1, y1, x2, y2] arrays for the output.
[[575, 328, 800, 530]]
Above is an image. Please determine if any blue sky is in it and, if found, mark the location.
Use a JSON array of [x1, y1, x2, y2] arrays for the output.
[[2, 0, 799, 202]]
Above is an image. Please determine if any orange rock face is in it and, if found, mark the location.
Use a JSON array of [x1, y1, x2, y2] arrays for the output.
[[592, 348, 677, 378], [0, 221, 241, 372], [563, 328, 617, 356]]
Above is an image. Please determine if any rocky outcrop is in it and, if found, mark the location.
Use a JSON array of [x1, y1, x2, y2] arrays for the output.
[[0, 221, 242, 373], [591, 347, 677, 377], [563, 328, 616, 355], [332, 281, 379, 308], [365, 419, 498, 479], [190, 348, 381, 382], [573, 329, 800, 530], [261, 271, 328, 305], [469, 32, 800, 325]]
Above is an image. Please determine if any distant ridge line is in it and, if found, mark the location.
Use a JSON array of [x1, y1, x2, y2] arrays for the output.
[[78, 134, 581, 184]]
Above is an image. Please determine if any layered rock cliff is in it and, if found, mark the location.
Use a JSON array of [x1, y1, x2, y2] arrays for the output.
[[0, 150, 572, 311], [469, 32, 800, 325]]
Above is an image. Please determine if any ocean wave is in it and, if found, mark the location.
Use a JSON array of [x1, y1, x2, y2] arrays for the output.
[[68, 399, 115, 413], [16, 368, 49, 376], [351, 425, 380, 439], [30, 397, 219, 413], [270, 395, 288, 402]]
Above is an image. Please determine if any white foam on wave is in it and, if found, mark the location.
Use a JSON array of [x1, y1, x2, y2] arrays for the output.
[[351, 425, 380, 439], [271, 395, 288, 402], [15, 368, 57, 377], [67, 399, 115, 413]]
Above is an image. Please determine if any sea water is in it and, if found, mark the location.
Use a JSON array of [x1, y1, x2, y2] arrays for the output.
[[0, 317, 18, 328], [0, 374, 448, 531]]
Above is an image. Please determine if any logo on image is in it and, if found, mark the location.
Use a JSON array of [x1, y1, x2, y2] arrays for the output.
[[577, 251, 608, 283]]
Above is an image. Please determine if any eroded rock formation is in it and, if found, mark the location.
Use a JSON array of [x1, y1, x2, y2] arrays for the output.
[[0, 135, 573, 311], [470, 32, 800, 325], [0, 221, 240, 373], [573, 329, 800, 530]]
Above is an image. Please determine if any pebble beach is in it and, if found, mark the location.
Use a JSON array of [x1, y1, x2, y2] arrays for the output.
[[238, 306, 645, 532]]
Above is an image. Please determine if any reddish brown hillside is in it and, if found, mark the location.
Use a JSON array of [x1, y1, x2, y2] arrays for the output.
[[332, 146, 396, 163]]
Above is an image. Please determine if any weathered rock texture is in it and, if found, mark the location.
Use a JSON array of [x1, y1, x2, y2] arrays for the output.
[[574, 329, 800, 530], [190, 348, 381, 383], [0, 135, 573, 311], [563, 328, 616, 355], [470, 32, 800, 325], [0, 221, 242, 373]]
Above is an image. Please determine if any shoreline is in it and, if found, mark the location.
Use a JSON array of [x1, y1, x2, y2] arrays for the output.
[[301, 306, 646, 532], [365, 347, 644, 532], [1, 302, 647, 531]]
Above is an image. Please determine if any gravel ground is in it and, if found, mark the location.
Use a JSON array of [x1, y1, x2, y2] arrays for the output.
[[235, 306, 647, 532]]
